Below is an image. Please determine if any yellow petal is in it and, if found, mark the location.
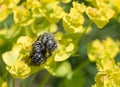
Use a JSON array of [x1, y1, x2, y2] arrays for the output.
[[2, 51, 18, 66], [54, 53, 70, 61], [66, 43, 74, 52]]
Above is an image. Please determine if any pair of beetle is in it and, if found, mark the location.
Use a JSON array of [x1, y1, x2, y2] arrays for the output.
[[30, 33, 57, 65]]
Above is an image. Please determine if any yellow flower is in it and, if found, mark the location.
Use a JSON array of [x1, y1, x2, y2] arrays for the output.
[[62, 2, 86, 33], [111, 0, 120, 18], [54, 32, 78, 62], [87, 37, 119, 62], [93, 56, 120, 87], [87, 39, 106, 62], [2, 32, 79, 78], [0, 0, 20, 22], [2, 36, 34, 78], [53, 6, 65, 19], [63, 8, 84, 33], [7, 60, 31, 78], [97, 57, 116, 71], [112, 0, 120, 12], [0, 4, 10, 22], [13, 5, 35, 26], [102, 37, 119, 58], [54, 50, 71, 61], [86, 0, 115, 28], [72, 2, 86, 13], [93, 72, 111, 87], [38, 0, 60, 23], [16, 36, 33, 51]]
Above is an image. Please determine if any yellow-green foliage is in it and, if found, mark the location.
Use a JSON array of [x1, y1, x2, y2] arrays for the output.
[[0, 77, 7, 87], [0, 0, 120, 86]]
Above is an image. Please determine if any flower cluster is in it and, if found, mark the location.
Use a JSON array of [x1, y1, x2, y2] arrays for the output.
[[87, 37, 119, 62], [2, 31, 80, 78], [87, 37, 120, 86], [0, 0, 20, 22], [54, 32, 80, 61], [0, 1, 120, 86], [86, 0, 115, 28], [0, 0, 71, 26], [92, 56, 120, 87], [62, 2, 86, 33], [0, 0, 119, 28], [2, 36, 33, 78]]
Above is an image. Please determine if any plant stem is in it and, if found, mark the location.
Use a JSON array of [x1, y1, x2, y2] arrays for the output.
[[38, 73, 51, 87], [80, 20, 93, 39], [9, 77, 14, 87], [28, 73, 38, 87], [20, 78, 27, 87], [4, 22, 8, 29], [74, 59, 89, 74], [7, 76, 14, 87]]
